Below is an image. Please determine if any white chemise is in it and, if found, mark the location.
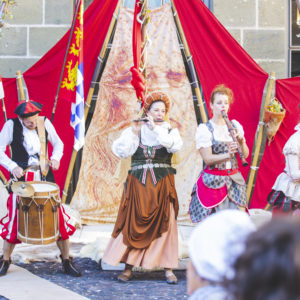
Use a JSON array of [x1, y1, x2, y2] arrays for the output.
[[272, 124, 300, 201], [195, 120, 245, 149], [112, 122, 183, 159]]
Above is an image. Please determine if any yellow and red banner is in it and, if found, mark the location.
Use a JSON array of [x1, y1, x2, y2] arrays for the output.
[[59, 0, 83, 103]]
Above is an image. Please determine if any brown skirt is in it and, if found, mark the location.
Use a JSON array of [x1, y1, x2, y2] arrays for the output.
[[102, 172, 179, 269], [102, 204, 178, 269], [111, 173, 179, 249]]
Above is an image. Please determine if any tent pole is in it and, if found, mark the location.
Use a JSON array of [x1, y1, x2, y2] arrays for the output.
[[170, 0, 208, 123], [51, 0, 81, 123], [246, 72, 275, 207], [140, 0, 148, 94], [16, 71, 26, 102], [0, 70, 26, 185], [62, 0, 121, 204]]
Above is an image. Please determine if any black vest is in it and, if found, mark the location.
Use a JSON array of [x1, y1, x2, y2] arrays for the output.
[[10, 118, 54, 182], [129, 135, 176, 186]]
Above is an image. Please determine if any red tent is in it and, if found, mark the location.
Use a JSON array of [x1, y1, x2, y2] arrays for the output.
[[2, 0, 293, 209]]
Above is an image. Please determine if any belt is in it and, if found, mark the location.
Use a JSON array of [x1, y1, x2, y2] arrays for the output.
[[131, 163, 171, 171], [204, 168, 238, 176]]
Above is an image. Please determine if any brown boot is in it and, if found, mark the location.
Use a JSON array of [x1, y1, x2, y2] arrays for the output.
[[0, 256, 11, 276], [60, 255, 81, 277]]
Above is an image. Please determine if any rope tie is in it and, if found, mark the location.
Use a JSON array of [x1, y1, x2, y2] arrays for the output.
[[50, 198, 58, 237], [187, 56, 193, 62], [197, 101, 206, 106]]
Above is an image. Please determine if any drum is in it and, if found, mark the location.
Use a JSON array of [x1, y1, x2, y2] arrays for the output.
[[17, 181, 61, 245]]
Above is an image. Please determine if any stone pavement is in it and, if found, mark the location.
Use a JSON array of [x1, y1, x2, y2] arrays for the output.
[[0, 264, 89, 300], [13, 258, 187, 300], [0, 220, 190, 300]]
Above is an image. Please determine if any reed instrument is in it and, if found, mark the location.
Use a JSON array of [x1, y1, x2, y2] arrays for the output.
[[221, 110, 248, 167]]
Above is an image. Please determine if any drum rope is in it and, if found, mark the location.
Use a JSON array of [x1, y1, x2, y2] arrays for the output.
[[53, 194, 61, 238], [19, 198, 34, 243], [50, 198, 58, 237]]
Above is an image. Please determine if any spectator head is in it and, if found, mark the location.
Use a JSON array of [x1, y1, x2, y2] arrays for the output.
[[187, 210, 255, 295]]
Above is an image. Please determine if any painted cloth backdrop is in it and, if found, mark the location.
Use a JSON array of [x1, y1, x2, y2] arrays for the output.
[[250, 77, 300, 208], [0, 0, 119, 190], [173, 0, 269, 182], [70, 5, 201, 224], [1, 0, 293, 220]]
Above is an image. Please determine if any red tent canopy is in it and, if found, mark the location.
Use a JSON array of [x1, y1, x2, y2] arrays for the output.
[[2, 0, 293, 209], [251, 77, 300, 208]]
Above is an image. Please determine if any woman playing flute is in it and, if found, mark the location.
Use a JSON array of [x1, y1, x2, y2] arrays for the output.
[[102, 91, 183, 284], [189, 84, 249, 223]]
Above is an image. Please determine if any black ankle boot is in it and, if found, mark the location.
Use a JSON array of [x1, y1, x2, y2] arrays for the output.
[[0, 256, 11, 276], [60, 255, 81, 277]]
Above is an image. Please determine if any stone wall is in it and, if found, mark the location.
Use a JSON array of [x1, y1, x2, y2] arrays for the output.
[[0, 0, 73, 78], [0, 0, 289, 79], [214, 0, 288, 79]]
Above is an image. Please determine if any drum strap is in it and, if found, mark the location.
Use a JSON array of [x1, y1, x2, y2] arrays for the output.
[[37, 117, 49, 178]]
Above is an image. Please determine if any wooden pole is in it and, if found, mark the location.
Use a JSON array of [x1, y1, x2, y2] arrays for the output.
[[1, 98, 7, 122], [0, 75, 8, 183], [51, 0, 81, 123], [62, 1, 121, 204], [16, 71, 26, 101], [170, 0, 208, 123], [0, 169, 7, 185], [1, 94, 12, 158], [246, 72, 276, 206], [0, 70, 25, 184], [140, 0, 148, 74]]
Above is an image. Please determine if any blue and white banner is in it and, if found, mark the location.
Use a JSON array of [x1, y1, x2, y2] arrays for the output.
[[71, 62, 85, 151]]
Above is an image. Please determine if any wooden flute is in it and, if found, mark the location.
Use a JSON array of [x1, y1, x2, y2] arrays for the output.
[[133, 118, 164, 123], [221, 110, 248, 167]]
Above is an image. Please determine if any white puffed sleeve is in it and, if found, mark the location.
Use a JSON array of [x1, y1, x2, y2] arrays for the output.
[[112, 127, 139, 158], [283, 132, 300, 181], [0, 120, 18, 172], [283, 132, 300, 156], [195, 123, 212, 149], [153, 125, 183, 153], [45, 118, 64, 162], [285, 154, 300, 181], [231, 120, 245, 138]]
